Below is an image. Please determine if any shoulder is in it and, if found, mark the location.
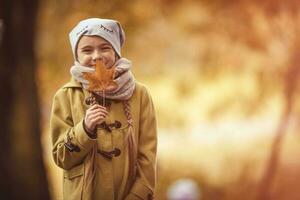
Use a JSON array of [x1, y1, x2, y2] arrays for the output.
[[133, 81, 154, 105], [134, 81, 151, 96], [53, 78, 82, 100]]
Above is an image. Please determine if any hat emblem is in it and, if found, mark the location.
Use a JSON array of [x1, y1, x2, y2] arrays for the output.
[[100, 24, 113, 33]]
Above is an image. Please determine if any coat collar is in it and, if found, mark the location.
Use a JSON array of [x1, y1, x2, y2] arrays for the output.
[[63, 78, 92, 98], [63, 78, 82, 88]]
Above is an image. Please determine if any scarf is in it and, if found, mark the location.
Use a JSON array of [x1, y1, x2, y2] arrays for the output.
[[70, 58, 135, 100], [70, 58, 137, 199]]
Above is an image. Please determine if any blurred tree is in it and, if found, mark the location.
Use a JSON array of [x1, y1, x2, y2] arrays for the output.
[[187, 1, 300, 198], [0, 0, 50, 199], [257, 23, 300, 200]]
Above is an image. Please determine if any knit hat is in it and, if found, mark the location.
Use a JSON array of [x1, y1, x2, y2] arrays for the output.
[[69, 18, 125, 60]]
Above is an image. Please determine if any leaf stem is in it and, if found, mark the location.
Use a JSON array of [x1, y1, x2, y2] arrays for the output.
[[102, 90, 105, 107]]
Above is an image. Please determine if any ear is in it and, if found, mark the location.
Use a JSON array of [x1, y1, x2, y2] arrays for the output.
[[116, 21, 125, 47]]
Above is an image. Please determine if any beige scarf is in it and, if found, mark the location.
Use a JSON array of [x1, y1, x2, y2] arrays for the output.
[[70, 58, 135, 100], [70, 58, 137, 199]]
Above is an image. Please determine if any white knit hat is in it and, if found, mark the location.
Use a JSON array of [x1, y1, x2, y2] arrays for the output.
[[69, 18, 125, 60]]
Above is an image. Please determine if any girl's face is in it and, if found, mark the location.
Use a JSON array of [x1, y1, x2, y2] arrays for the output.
[[76, 35, 116, 67]]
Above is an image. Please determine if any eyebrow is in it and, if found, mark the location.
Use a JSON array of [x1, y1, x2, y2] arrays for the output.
[[80, 43, 112, 50], [80, 45, 93, 49], [100, 43, 112, 47]]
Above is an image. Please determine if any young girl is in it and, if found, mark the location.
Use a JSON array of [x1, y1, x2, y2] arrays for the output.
[[50, 18, 157, 200]]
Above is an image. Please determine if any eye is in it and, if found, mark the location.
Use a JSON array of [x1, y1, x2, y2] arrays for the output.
[[81, 48, 92, 53], [101, 45, 113, 51]]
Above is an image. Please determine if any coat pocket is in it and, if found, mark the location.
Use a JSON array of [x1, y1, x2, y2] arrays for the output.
[[63, 164, 84, 200]]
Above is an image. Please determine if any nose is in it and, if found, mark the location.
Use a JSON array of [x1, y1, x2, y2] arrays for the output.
[[92, 50, 103, 62]]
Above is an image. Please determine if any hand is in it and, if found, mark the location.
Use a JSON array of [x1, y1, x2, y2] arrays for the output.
[[84, 104, 108, 132]]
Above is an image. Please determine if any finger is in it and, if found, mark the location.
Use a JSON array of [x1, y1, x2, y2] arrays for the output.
[[90, 116, 106, 126], [88, 105, 107, 113], [86, 112, 108, 121], [88, 104, 107, 111], [86, 110, 107, 121], [87, 108, 108, 116], [87, 106, 108, 114]]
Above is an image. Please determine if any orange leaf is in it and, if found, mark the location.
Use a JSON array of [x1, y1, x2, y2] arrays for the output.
[[83, 60, 118, 93]]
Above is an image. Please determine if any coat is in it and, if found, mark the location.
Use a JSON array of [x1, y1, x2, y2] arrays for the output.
[[50, 78, 157, 200]]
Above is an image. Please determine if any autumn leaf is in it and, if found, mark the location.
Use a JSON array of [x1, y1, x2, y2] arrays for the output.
[[83, 59, 118, 93]]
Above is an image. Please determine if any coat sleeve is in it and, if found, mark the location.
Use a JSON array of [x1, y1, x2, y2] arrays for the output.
[[50, 88, 96, 170], [126, 86, 158, 200]]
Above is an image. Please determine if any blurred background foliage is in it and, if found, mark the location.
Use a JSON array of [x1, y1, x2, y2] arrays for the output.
[[37, 0, 300, 199]]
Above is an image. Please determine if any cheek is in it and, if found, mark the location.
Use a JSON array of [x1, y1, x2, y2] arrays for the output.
[[77, 54, 92, 66], [102, 51, 116, 65]]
